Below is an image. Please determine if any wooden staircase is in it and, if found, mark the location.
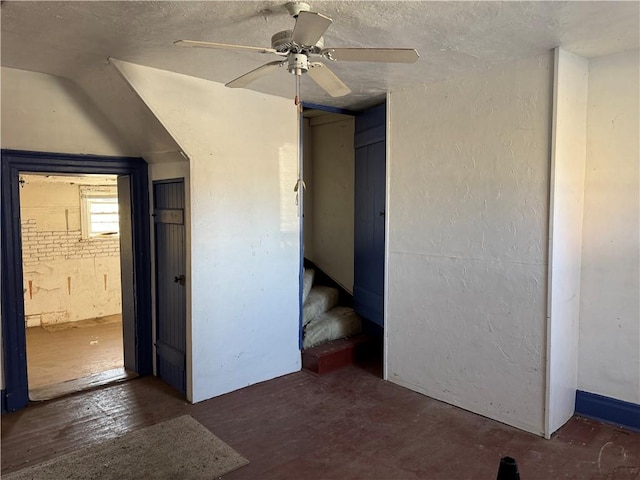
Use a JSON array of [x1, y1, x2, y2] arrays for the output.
[[302, 268, 373, 374], [302, 335, 376, 375]]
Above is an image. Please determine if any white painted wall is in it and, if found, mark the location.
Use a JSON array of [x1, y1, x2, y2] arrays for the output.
[[306, 113, 355, 292], [579, 50, 640, 405], [545, 48, 588, 436], [0, 68, 133, 156], [387, 53, 553, 436], [20, 177, 122, 326], [112, 60, 301, 403], [81, 61, 183, 157]]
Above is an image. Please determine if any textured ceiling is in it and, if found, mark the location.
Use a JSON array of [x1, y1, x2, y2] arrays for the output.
[[2, 1, 639, 110]]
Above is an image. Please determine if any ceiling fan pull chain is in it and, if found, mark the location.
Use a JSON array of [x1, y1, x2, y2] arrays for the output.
[[295, 74, 301, 110], [294, 179, 307, 193], [294, 179, 307, 206]]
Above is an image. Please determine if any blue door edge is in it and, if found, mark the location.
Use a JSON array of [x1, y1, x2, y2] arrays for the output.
[[1, 149, 153, 412], [298, 108, 305, 351]]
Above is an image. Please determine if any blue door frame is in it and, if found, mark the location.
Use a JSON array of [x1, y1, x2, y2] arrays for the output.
[[1, 150, 153, 412]]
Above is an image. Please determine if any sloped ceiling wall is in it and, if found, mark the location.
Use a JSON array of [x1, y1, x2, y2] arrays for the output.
[[111, 59, 301, 402]]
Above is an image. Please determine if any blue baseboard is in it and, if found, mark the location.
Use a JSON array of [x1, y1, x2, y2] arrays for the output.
[[575, 390, 640, 432], [1, 389, 6, 414]]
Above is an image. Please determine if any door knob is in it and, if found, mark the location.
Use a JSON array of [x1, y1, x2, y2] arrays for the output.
[[174, 275, 186, 286]]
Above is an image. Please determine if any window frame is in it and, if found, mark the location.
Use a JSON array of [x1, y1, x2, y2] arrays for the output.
[[79, 185, 120, 239]]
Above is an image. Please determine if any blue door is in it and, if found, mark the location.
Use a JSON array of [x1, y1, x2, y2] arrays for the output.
[[153, 179, 186, 394], [354, 104, 386, 327]]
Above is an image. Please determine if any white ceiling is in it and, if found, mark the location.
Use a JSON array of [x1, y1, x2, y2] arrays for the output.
[[2, 1, 639, 110]]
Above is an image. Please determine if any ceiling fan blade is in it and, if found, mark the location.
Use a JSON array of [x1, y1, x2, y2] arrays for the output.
[[174, 40, 277, 55], [292, 11, 332, 46], [322, 48, 419, 63], [307, 62, 351, 97], [225, 60, 284, 88]]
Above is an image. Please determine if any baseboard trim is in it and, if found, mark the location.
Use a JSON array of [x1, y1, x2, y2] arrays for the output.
[[575, 390, 640, 432]]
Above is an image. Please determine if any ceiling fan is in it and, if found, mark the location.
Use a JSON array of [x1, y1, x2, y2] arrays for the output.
[[175, 1, 419, 99]]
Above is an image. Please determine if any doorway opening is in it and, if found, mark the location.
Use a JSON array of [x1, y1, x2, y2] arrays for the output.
[[300, 106, 384, 376], [1, 150, 153, 413], [19, 173, 131, 401], [301, 104, 387, 376], [301, 109, 360, 344]]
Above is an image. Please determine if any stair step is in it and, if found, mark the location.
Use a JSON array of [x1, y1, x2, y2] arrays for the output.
[[303, 286, 339, 326], [302, 334, 373, 375], [303, 306, 362, 349], [302, 268, 315, 304]]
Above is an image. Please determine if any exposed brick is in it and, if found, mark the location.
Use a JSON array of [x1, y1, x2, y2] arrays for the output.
[[20, 220, 119, 264]]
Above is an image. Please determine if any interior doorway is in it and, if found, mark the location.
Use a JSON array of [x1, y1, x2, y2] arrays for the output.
[[19, 173, 129, 400], [300, 108, 370, 350], [299, 104, 386, 375], [1, 150, 153, 412], [302, 103, 387, 333]]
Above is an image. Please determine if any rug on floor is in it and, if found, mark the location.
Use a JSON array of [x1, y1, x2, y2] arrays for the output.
[[4, 415, 249, 480]]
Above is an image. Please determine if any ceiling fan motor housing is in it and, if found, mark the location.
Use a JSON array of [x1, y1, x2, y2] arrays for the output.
[[271, 30, 324, 54], [288, 53, 309, 75]]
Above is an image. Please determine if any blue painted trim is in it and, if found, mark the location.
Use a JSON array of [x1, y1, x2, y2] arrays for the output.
[[301, 102, 358, 117], [575, 390, 640, 432], [2, 153, 30, 411], [298, 109, 305, 351], [1, 149, 153, 411]]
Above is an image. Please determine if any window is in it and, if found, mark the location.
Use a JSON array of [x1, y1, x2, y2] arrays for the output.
[[80, 186, 119, 239]]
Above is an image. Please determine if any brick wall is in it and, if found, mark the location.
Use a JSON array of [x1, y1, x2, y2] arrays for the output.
[[21, 218, 120, 267], [20, 178, 123, 326]]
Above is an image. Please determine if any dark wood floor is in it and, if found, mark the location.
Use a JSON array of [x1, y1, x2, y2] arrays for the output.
[[2, 363, 639, 479]]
